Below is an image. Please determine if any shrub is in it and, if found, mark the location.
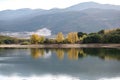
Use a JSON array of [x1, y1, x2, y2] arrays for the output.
[[83, 34, 102, 43]]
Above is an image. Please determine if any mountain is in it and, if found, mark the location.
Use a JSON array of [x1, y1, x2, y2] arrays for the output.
[[0, 8, 64, 20], [66, 1, 120, 11], [0, 2, 120, 34]]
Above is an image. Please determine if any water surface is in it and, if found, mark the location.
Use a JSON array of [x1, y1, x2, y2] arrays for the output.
[[0, 48, 120, 80]]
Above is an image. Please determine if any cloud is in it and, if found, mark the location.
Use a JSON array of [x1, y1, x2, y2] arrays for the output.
[[0, 75, 79, 80], [99, 77, 120, 80], [0, 0, 120, 10], [0, 28, 52, 38]]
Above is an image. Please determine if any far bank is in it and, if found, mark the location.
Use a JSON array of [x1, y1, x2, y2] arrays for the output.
[[0, 44, 120, 48]]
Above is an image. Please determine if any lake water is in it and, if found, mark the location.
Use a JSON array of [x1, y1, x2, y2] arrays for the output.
[[0, 48, 120, 80]]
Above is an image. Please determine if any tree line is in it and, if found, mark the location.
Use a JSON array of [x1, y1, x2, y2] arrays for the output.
[[0, 28, 120, 44], [30, 32, 79, 44], [30, 28, 120, 44], [83, 28, 120, 43], [0, 35, 30, 44]]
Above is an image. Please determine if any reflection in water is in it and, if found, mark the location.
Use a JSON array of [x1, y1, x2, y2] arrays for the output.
[[56, 49, 64, 60], [30, 48, 120, 61], [31, 48, 44, 59], [78, 49, 87, 58], [0, 48, 119, 61], [30, 48, 87, 60], [67, 48, 79, 60], [0, 48, 120, 80], [0, 75, 120, 80], [83, 48, 120, 61]]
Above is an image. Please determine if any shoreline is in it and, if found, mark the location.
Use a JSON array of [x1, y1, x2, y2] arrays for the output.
[[0, 44, 120, 48]]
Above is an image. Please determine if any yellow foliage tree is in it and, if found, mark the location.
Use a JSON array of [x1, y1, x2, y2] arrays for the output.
[[56, 32, 64, 43], [30, 34, 45, 44], [30, 34, 40, 44], [74, 32, 79, 42], [67, 32, 79, 43]]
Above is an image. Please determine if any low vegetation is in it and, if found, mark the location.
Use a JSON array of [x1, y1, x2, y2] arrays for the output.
[[83, 28, 120, 43], [0, 35, 18, 44], [0, 35, 30, 44]]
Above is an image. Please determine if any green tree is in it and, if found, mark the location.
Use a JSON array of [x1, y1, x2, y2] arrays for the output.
[[83, 34, 102, 43], [103, 34, 120, 43], [77, 32, 87, 38], [0, 35, 18, 44], [98, 30, 105, 34], [79, 35, 87, 42]]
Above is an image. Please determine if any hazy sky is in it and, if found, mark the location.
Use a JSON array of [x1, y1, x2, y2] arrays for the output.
[[0, 0, 120, 10]]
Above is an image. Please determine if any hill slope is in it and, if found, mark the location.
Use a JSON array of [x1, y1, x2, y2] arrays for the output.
[[0, 2, 120, 34]]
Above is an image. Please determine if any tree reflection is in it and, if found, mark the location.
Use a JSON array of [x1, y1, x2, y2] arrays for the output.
[[31, 48, 44, 59], [99, 49, 120, 61], [67, 48, 79, 60], [30, 48, 120, 61], [78, 49, 87, 58], [83, 48, 120, 61], [56, 49, 64, 60], [67, 49, 87, 60]]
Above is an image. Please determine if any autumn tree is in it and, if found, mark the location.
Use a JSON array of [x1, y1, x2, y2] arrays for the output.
[[67, 32, 79, 43], [30, 34, 40, 44], [39, 36, 45, 43], [30, 34, 45, 44], [56, 32, 64, 43]]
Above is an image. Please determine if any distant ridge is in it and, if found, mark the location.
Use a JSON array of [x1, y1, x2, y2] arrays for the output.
[[0, 2, 120, 34], [66, 1, 120, 11]]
